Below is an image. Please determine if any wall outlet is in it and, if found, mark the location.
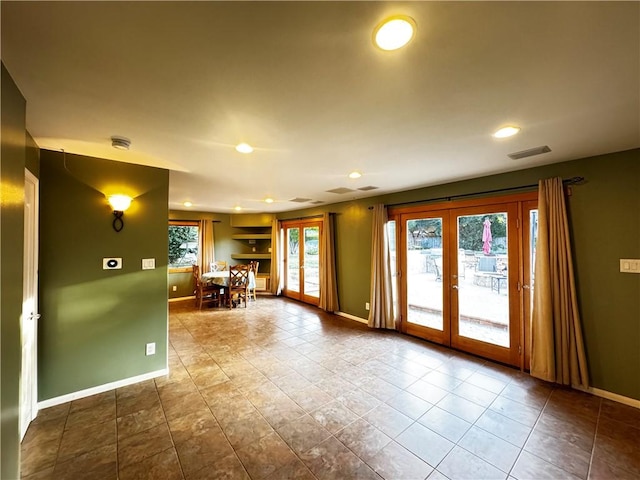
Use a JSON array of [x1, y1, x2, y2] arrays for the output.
[[145, 342, 156, 356], [365, 302, 370, 311], [172, 285, 177, 292]]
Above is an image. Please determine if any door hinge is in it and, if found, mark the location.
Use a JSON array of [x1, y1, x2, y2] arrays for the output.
[[516, 218, 520, 229], [518, 345, 522, 355]]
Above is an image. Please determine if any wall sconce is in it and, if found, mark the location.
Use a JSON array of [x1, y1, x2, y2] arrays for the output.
[[107, 194, 132, 232]]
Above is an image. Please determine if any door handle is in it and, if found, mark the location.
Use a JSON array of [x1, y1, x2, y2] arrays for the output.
[[452, 285, 459, 289], [28, 313, 41, 321]]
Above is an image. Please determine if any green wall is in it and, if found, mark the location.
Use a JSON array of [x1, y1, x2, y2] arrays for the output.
[[279, 149, 640, 400], [1, 62, 26, 480], [39, 150, 169, 400]]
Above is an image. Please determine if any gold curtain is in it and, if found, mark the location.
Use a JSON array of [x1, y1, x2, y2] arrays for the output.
[[319, 212, 339, 312], [270, 217, 283, 295], [368, 204, 395, 329], [198, 219, 215, 273], [531, 177, 589, 389]]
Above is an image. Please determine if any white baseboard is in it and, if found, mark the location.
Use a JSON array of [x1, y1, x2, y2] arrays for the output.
[[335, 311, 368, 325], [169, 296, 194, 303], [37, 368, 168, 410], [588, 386, 640, 409]]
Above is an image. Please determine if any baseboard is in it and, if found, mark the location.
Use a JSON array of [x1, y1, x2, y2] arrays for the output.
[[169, 296, 194, 303], [334, 311, 368, 325], [37, 368, 168, 410], [587, 386, 640, 409]]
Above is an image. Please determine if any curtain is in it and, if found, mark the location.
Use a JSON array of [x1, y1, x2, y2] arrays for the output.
[[368, 204, 395, 329], [531, 177, 589, 389], [270, 217, 283, 295], [319, 212, 339, 312], [199, 219, 215, 273]]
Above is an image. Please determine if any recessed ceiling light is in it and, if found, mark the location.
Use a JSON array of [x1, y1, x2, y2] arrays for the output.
[[264, 197, 274, 204], [234, 206, 243, 211], [183, 201, 193, 207], [111, 136, 131, 150], [348, 171, 362, 179], [373, 16, 416, 51], [493, 126, 521, 138], [235, 143, 254, 154]]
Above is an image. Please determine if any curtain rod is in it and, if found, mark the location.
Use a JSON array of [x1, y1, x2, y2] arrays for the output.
[[368, 176, 585, 210], [278, 214, 325, 222]]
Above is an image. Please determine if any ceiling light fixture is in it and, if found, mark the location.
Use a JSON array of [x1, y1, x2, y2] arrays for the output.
[[183, 201, 193, 207], [348, 171, 362, 179], [235, 143, 254, 154], [264, 198, 274, 204], [373, 15, 416, 51], [111, 136, 131, 150], [234, 206, 243, 211], [493, 126, 521, 138]]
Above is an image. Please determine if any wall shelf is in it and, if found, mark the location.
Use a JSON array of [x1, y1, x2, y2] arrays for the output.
[[231, 253, 271, 260], [231, 234, 271, 240]]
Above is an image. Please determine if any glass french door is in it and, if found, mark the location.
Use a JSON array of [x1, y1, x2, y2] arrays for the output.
[[283, 219, 322, 305], [392, 193, 536, 367]]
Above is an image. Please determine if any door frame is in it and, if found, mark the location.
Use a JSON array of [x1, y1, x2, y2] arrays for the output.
[[282, 218, 323, 306], [390, 191, 537, 369], [21, 169, 39, 439]]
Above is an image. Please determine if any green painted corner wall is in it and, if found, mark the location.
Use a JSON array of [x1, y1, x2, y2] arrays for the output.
[[38, 150, 169, 400], [1, 62, 26, 480], [279, 149, 640, 400]]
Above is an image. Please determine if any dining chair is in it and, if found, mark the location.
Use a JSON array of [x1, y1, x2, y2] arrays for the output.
[[193, 264, 220, 309], [227, 264, 250, 308], [248, 261, 259, 301]]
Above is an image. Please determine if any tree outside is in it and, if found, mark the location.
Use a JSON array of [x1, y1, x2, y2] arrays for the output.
[[168, 225, 199, 267]]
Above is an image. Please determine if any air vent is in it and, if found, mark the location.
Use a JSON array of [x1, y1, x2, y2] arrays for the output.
[[289, 197, 312, 203], [357, 186, 379, 191], [508, 145, 551, 160], [310, 200, 324, 205], [326, 187, 355, 194]]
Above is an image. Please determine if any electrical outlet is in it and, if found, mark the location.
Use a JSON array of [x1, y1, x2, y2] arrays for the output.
[[365, 302, 370, 311], [145, 343, 156, 356], [172, 285, 177, 292]]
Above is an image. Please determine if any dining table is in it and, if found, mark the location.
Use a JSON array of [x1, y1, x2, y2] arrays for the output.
[[201, 269, 256, 289]]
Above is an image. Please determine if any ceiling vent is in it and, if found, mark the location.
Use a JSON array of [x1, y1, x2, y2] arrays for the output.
[[289, 197, 312, 203], [357, 186, 379, 191], [326, 187, 355, 194], [508, 145, 551, 160], [310, 200, 324, 205]]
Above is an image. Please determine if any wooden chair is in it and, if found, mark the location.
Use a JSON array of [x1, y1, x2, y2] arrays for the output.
[[227, 264, 250, 308], [210, 260, 227, 272], [248, 261, 259, 301], [193, 264, 220, 309]]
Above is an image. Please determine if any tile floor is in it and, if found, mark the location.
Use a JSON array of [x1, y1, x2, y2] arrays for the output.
[[21, 297, 640, 479]]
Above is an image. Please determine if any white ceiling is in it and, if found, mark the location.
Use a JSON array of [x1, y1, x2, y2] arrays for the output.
[[2, 2, 638, 213]]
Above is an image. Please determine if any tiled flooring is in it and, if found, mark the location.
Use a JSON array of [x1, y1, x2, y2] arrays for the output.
[[21, 297, 640, 479]]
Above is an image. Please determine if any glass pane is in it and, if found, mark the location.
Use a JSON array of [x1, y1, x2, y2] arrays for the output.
[[303, 226, 320, 298], [529, 209, 538, 311], [387, 221, 398, 314], [168, 225, 199, 268], [287, 228, 299, 292], [406, 218, 444, 330], [456, 213, 509, 347]]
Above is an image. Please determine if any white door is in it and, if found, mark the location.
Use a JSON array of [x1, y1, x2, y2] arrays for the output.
[[21, 169, 39, 440]]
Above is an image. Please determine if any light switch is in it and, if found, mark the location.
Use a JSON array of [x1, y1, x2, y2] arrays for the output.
[[142, 258, 155, 270], [620, 259, 640, 274]]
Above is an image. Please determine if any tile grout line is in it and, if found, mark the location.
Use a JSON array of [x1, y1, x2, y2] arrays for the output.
[[586, 396, 604, 480]]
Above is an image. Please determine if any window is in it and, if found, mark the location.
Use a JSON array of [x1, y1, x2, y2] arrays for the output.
[[168, 221, 199, 269]]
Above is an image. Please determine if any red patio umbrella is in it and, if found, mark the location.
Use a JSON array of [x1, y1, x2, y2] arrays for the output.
[[482, 218, 492, 255]]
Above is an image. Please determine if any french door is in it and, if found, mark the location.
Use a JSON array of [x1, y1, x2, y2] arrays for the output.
[[391, 193, 536, 368], [282, 219, 322, 306]]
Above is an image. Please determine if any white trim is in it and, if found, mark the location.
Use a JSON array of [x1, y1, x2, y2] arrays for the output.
[[335, 311, 368, 325], [169, 295, 194, 303], [37, 369, 168, 410], [587, 386, 640, 409]]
